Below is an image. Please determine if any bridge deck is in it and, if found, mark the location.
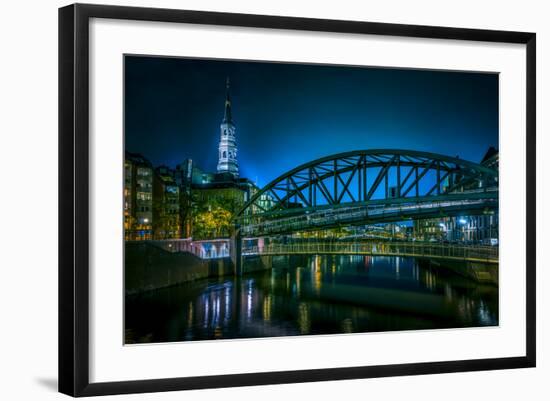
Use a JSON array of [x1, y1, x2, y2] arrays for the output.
[[240, 196, 498, 237]]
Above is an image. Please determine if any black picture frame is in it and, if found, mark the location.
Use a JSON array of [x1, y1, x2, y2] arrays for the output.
[[59, 3, 536, 397]]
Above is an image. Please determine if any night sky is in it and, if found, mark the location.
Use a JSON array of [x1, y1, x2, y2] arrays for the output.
[[125, 55, 498, 187]]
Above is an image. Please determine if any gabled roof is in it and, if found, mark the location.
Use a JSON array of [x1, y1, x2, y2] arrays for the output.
[[481, 146, 498, 164]]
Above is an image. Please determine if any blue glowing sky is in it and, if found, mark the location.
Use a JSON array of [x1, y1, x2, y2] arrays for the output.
[[125, 56, 498, 187]]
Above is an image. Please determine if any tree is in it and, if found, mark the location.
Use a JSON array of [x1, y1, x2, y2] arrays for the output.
[[191, 196, 241, 239]]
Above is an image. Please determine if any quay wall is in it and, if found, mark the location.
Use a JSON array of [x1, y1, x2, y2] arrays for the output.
[[424, 259, 498, 285], [125, 242, 228, 295], [125, 242, 273, 295]]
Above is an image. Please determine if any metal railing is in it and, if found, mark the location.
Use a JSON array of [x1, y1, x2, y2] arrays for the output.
[[144, 238, 498, 264], [242, 241, 498, 263]]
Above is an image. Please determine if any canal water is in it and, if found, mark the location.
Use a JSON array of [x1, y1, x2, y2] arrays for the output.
[[125, 255, 498, 344]]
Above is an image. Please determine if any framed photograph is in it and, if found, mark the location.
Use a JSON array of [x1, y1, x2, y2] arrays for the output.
[[59, 3, 536, 397]]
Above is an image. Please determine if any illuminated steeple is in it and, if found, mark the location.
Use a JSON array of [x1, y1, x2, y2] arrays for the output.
[[217, 78, 239, 177]]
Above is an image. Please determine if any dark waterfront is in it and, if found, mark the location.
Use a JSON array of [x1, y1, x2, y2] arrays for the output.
[[125, 255, 498, 343]]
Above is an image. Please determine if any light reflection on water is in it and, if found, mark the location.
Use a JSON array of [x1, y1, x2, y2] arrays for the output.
[[125, 255, 498, 344]]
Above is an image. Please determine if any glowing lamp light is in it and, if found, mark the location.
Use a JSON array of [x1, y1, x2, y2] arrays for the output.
[[459, 218, 467, 225]]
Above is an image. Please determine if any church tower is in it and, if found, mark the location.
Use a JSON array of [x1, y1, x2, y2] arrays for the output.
[[217, 78, 239, 177]]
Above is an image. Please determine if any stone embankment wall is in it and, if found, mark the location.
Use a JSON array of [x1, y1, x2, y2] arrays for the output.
[[125, 242, 274, 295]]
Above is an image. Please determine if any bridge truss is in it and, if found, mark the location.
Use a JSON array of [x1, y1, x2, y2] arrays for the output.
[[235, 150, 498, 237]]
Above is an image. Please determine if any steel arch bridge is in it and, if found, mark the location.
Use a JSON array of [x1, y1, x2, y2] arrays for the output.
[[235, 149, 498, 237]]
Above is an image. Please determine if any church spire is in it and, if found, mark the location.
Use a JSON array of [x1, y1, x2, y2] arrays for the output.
[[217, 78, 239, 177], [223, 77, 232, 123]]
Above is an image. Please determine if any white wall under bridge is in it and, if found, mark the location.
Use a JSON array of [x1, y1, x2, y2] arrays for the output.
[[150, 238, 230, 259]]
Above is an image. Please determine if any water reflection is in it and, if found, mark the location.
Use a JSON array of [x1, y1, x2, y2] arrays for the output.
[[125, 255, 498, 344]]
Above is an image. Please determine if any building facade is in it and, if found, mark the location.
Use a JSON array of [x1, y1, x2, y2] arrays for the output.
[[153, 166, 181, 239], [174, 159, 194, 238], [124, 152, 154, 240]]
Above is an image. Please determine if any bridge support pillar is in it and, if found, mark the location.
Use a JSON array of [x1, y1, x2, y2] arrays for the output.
[[231, 231, 243, 276]]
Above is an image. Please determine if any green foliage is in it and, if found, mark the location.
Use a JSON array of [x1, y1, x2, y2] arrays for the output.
[[192, 197, 240, 239]]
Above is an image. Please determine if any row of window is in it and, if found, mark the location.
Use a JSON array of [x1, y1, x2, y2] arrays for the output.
[[222, 128, 234, 137], [137, 192, 152, 201], [220, 150, 237, 159], [137, 168, 151, 176], [136, 180, 152, 189]]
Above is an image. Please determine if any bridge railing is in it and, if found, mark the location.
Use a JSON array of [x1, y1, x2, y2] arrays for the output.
[[138, 238, 497, 263], [243, 241, 498, 263]]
